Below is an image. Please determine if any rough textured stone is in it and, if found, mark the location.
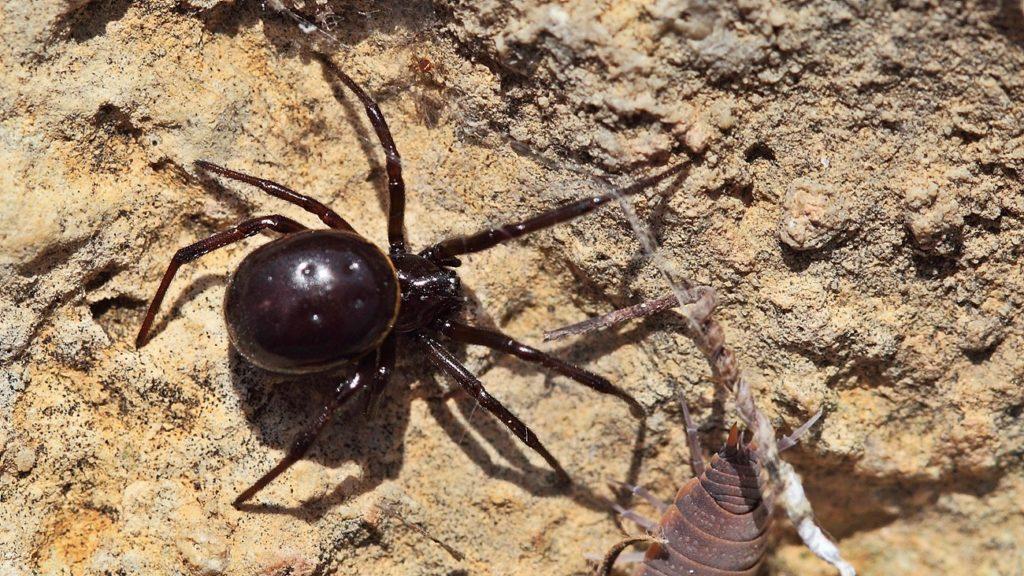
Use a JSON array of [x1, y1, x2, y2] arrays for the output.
[[778, 177, 851, 251], [1, 1, 1022, 575]]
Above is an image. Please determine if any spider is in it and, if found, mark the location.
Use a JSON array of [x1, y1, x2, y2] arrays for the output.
[[135, 55, 684, 507]]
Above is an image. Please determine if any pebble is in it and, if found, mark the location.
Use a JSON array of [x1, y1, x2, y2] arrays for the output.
[[14, 446, 36, 473]]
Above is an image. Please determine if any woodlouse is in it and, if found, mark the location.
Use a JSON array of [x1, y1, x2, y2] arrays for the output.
[[595, 402, 819, 576]]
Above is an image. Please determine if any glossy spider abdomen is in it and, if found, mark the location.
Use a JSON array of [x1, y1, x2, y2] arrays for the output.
[[224, 229, 400, 374]]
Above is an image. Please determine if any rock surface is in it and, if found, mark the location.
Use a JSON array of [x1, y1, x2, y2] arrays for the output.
[[1, 1, 1022, 575]]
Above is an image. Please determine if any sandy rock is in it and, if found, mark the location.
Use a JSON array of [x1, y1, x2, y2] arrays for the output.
[[904, 176, 965, 256], [959, 314, 1006, 354], [1, 2, 1022, 576], [13, 446, 37, 474], [120, 480, 233, 574]]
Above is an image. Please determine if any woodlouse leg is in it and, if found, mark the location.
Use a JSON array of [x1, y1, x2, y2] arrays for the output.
[[136, 215, 307, 348], [608, 479, 668, 514], [613, 504, 658, 532], [679, 396, 706, 477], [232, 352, 377, 507], [439, 321, 644, 417], [317, 55, 406, 253], [609, 551, 650, 564], [592, 536, 660, 576], [420, 163, 687, 262], [362, 332, 396, 417], [419, 334, 571, 485], [777, 408, 824, 452], [194, 160, 356, 231]]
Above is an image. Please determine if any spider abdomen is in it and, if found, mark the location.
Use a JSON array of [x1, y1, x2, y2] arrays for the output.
[[224, 229, 400, 374]]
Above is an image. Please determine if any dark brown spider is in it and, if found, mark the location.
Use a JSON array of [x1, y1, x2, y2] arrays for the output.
[[136, 55, 683, 508]]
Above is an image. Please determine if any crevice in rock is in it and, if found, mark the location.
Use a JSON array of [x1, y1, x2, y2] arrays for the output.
[[16, 237, 91, 279], [743, 141, 777, 164]]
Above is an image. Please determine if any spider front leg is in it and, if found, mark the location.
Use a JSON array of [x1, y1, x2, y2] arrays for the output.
[[194, 160, 356, 231], [419, 334, 571, 484], [439, 321, 644, 417], [317, 55, 406, 253], [420, 163, 687, 262], [233, 352, 378, 507], [136, 215, 307, 348]]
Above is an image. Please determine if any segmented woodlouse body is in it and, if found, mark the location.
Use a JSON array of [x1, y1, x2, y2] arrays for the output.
[[593, 399, 828, 576], [635, 426, 768, 576], [595, 404, 822, 576]]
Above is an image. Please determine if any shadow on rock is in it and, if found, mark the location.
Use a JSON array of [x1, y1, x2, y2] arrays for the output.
[[227, 346, 411, 521]]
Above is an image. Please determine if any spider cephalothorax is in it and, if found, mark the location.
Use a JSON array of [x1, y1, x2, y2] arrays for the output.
[[391, 251, 463, 334], [136, 54, 683, 507]]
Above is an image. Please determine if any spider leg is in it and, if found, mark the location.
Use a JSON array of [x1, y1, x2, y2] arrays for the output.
[[136, 215, 307, 348], [439, 321, 643, 417], [678, 395, 705, 477], [419, 334, 571, 485], [420, 163, 687, 262], [233, 352, 377, 507], [195, 160, 355, 231], [362, 332, 396, 418], [317, 55, 406, 254]]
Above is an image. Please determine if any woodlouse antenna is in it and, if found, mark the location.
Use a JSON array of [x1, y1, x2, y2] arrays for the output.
[[677, 393, 705, 477], [592, 536, 663, 576], [544, 292, 680, 342]]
